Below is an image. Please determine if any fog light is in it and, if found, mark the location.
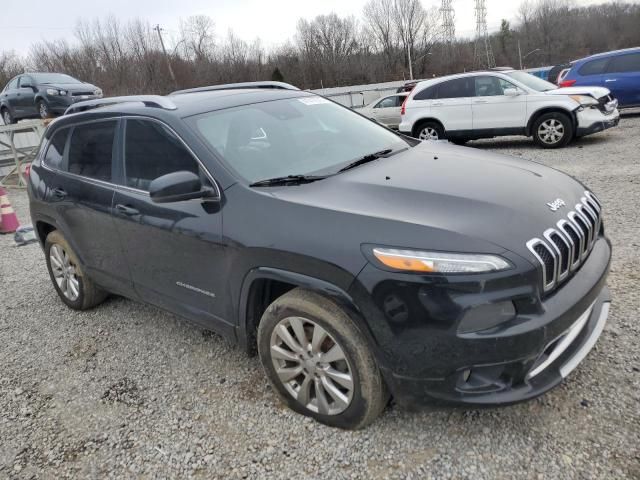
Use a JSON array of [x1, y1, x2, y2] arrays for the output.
[[457, 301, 516, 334]]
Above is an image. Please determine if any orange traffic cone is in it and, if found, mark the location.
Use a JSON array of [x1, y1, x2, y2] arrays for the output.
[[0, 186, 20, 234]]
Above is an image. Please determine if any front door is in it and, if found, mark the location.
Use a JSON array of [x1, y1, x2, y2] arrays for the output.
[[16, 76, 37, 117], [472, 76, 527, 132], [111, 118, 230, 335], [604, 52, 640, 107]]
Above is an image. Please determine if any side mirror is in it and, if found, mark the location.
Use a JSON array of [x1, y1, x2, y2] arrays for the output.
[[21, 82, 34, 90], [149, 170, 216, 203], [504, 88, 520, 97]]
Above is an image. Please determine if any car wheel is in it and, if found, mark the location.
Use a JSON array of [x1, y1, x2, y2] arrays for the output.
[[38, 100, 50, 119], [257, 288, 389, 429], [415, 121, 444, 141], [533, 112, 573, 148], [1, 108, 16, 125], [45, 230, 108, 310]]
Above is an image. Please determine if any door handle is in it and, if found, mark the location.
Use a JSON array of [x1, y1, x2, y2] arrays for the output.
[[115, 204, 140, 216], [604, 79, 617, 82], [52, 187, 67, 199], [432, 102, 443, 106], [473, 99, 489, 104]]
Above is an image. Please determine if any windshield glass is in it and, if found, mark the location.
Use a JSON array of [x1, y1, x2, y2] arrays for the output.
[[190, 96, 409, 183], [504, 71, 557, 92], [31, 73, 82, 84]]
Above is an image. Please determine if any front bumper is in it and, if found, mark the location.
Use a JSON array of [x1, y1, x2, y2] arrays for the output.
[[352, 236, 611, 407], [45, 94, 101, 114], [575, 107, 620, 137]]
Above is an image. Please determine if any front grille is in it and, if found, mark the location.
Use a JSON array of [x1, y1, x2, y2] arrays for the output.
[[597, 94, 617, 115], [527, 191, 603, 293], [71, 91, 95, 97]]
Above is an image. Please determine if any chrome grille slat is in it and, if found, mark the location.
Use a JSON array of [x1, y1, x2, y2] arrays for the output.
[[527, 191, 603, 293]]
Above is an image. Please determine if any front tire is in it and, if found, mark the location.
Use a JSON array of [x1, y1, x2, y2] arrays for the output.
[[532, 112, 573, 148], [45, 230, 108, 310], [257, 289, 389, 429], [38, 100, 50, 119], [1, 108, 16, 125]]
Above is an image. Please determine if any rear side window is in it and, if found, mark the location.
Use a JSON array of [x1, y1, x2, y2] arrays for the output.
[[413, 86, 437, 100], [435, 78, 473, 99], [68, 121, 117, 182], [607, 53, 640, 73], [123, 119, 200, 191], [375, 96, 397, 108], [43, 129, 69, 170], [578, 58, 609, 76]]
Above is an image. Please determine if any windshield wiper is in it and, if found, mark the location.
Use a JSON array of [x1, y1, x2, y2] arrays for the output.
[[338, 148, 405, 173], [249, 174, 327, 187]]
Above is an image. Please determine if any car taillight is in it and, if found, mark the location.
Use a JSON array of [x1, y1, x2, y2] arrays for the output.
[[559, 79, 577, 88], [24, 163, 31, 178], [400, 96, 408, 115]]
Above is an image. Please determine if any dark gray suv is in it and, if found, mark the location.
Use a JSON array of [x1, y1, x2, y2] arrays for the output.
[[0, 72, 102, 124]]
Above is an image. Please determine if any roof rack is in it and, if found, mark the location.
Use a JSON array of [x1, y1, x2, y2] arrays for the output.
[[65, 95, 177, 115], [169, 81, 299, 96]]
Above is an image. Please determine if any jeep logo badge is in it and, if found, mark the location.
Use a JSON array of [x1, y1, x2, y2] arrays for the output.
[[547, 198, 566, 211]]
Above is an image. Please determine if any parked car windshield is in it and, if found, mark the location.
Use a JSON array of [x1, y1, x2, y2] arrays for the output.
[[190, 96, 409, 183], [504, 71, 557, 92], [30, 73, 82, 84]]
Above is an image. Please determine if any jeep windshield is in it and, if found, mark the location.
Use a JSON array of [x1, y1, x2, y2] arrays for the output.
[[189, 95, 409, 184], [504, 71, 557, 92]]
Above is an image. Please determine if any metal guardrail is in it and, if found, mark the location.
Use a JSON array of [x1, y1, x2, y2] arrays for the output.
[[0, 120, 46, 187]]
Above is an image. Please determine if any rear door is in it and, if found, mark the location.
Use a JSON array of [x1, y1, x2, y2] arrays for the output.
[[371, 95, 405, 128], [111, 118, 230, 334], [1, 77, 20, 119], [471, 75, 527, 131], [42, 120, 131, 294], [431, 78, 473, 132], [604, 52, 640, 107], [575, 57, 610, 88]]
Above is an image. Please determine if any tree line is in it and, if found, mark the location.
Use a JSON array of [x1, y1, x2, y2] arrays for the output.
[[1, 0, 639, 95]]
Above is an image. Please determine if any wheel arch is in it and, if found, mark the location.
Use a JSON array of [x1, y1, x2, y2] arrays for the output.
[[411, 117, 445, 137], [238, 267, 364, 355], [526, 106, 577, 136]]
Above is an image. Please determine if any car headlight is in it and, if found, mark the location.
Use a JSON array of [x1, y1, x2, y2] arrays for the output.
[[46, 88, 60, 96], [372, 247, 512, 273], [569, 95, 598, 107], [94, 88, 103, 97], [59, 90, 67, 96]]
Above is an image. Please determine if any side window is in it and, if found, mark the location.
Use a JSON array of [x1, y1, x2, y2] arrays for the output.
[[68, 121, 117, 182], [413, 86, 437, 100], [436, 78, 473, 99], [124, 119, 201, 191], [6, 77, 19, 90], [607, 53, 640, 73], [396, 95, 407, 106], [18, 76, 33, 88], [474, 76, 504, 96], [43, 129, 69, 170], [578, 58, 608, 76], [375, 97, 396, 109]]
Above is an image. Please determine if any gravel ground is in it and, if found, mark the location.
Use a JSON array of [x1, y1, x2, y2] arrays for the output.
[[1, 113, 639, 479]]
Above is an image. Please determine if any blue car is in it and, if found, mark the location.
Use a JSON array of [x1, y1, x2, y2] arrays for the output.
[[560, 47, 640, 108]]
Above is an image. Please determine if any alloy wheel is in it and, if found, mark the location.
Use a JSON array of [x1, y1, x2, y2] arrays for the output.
[[49, 244, 80, 301], [537, 119, 565, 145], [419, 127, 439, 140], [39, 102, 48, 119], [269, 316, 354, 415]]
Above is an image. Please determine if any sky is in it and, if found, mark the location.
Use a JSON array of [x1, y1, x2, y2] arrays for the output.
[[0, 0, 610, 56]]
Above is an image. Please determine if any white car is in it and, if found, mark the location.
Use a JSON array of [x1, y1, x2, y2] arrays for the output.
[[398, 70, 620, 148], [358, 92, 408, 129]]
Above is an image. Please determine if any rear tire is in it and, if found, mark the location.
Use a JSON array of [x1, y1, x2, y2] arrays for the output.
[[1, 108, 16, 125], [45, 230, 108, 310], [257, 288, 389, 429], [38, 100, 50, 119], [414, 121, 444, 141], [532, 112, 573, 149]]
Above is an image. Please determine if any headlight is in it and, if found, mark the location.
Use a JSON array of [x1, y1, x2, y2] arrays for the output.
[[569, 95, 598, 107], [46, 88, 60, 96], [94, 88, 103, 97], [59, 90, 67, 96], [372, 248, 512, 273]]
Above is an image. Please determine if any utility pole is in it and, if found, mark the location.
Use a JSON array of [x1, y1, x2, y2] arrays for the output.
[[407, 42, 413, 80], [155, 24, 178, 89], [518, 40, 523, 70]]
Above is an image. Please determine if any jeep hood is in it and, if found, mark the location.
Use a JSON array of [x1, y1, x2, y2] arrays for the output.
[[268, 142, 589, 255], [545, 86, 610, 99]]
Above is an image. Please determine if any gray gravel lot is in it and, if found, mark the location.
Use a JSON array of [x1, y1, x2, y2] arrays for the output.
[[1, 113, 639, 479]]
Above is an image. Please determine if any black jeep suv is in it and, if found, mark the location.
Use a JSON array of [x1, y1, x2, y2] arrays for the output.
[[28, 82, 611, 429], [1, 72, 102, 124]]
